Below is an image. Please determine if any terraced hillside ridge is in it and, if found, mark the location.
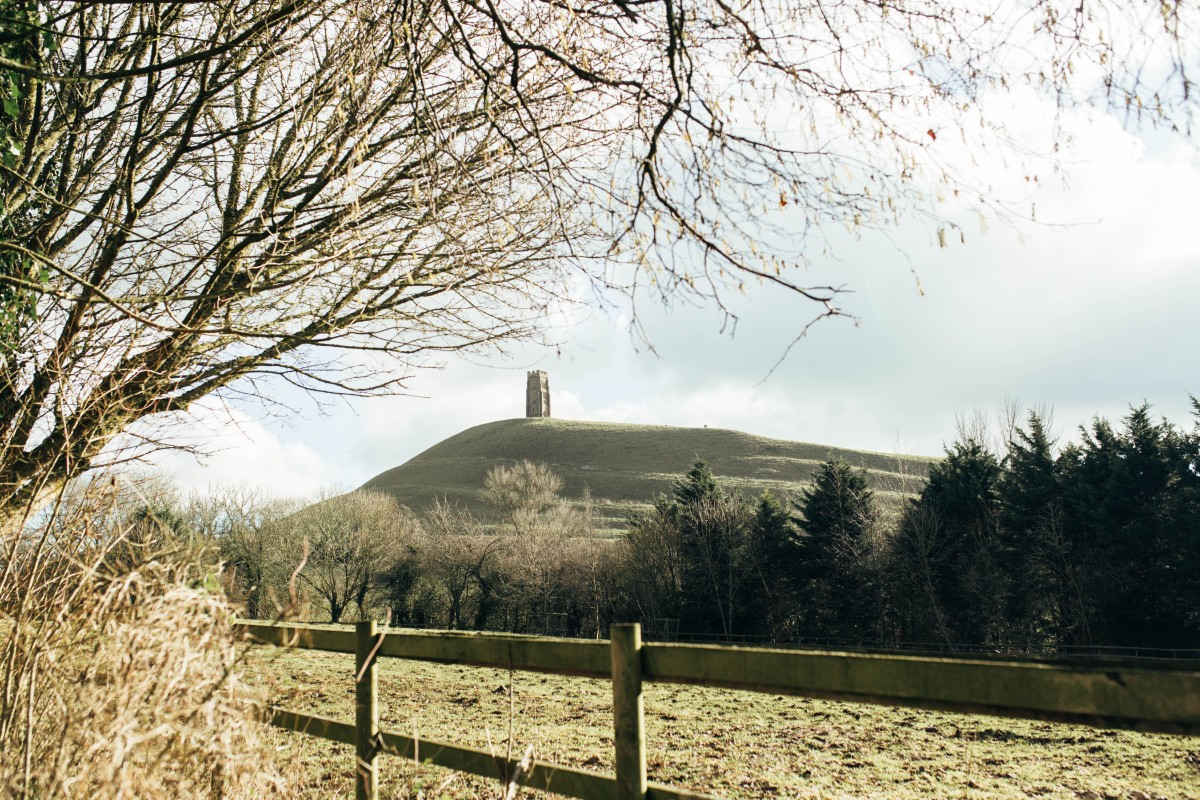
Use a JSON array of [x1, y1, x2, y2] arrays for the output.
[[361, 418, 934, 532]]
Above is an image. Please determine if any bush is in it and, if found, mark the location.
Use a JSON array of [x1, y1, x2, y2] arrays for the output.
[[0, 479, 292, 798]]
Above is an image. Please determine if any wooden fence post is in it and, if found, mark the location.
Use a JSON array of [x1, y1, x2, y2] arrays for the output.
[[355, 620, 379, 800], [611, 623, 647, 800]]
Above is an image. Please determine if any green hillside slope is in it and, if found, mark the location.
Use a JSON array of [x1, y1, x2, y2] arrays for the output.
[[360, 418, 933, 532]]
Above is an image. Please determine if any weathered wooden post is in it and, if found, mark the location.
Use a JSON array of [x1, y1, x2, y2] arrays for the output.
[[611, 623, 647, 799], [355, 620, 379, 800]]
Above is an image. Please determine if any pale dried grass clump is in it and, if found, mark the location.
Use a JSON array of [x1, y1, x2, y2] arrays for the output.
[[0, 485, 293, 799]]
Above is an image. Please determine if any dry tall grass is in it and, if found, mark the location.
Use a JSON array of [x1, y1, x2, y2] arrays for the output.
[[0, 478, 291, 798]]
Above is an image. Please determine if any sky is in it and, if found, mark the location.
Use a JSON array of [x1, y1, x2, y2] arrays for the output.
[[154, 89, 1200, 498]]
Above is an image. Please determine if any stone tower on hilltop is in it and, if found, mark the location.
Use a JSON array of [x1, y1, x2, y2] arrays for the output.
[[526, 370, 550, 418]]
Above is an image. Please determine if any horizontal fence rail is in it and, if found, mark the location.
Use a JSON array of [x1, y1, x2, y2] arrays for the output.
[[322, 619, 1200, 663], [238, 620, 1200, 799], [656, 631, 1200, 661]]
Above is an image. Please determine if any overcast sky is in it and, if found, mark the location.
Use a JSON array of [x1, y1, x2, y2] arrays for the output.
[[155, 90, 1200, 497]]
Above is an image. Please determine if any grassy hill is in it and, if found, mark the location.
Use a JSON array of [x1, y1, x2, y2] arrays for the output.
[[360, 418, 934, 532]]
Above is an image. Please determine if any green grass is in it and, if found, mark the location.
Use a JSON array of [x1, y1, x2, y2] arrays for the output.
[[242, 641, 1199, 800], [360, 419, 934, 531]]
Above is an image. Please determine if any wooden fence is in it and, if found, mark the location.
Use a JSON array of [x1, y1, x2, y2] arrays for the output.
[[239, 620, 1200, 800]]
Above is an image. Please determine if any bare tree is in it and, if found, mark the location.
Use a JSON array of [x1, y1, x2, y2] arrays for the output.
[[484, 460, 564, 531], [2, 1, 1196, 525], [0, 1, 595, 523], [484, 460, 592, 534], [560, 536, 623, 638], [481, 461, 595, 629], [677, 492, 755, 636], [183, 484, 302, 618], [624, 506, 686, 622], [416, 498, 501, 628], [274, 488, 413, 622]]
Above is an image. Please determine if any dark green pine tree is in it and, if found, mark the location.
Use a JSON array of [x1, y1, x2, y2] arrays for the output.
[[1062, 404, 1198, 646], [793, 460, 880, 640], [673, 459, 720, 506], [1165, 398, 1200, 645], [910, 438, 1005, 644], [750, 491, 800, 638], [923, 438, 1003, 537], [1156, 402, 1200, 646], [1056, 417, 1120, 646], [652, 459, 757, 636], [1001, 412, 1059, 535], [998, 412, 1064, 645]]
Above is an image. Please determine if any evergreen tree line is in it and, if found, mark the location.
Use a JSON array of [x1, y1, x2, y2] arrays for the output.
[[888, 403, 1200, 649], [624, 402, 1200, 650]]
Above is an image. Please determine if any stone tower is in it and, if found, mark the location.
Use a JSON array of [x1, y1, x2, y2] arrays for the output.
[[525, 370, 550, 418]]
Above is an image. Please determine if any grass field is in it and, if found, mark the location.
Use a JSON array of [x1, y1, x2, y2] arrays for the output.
[[242, 641, 1199, 799], [360, 419, 935, 531]]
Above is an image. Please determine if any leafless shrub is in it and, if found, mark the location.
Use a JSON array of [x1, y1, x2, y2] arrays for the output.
[[266, 489, 417, 624], [0, 478, 292, 799], [484, 462, 564, 525], [185, 485, 305, 621], [415, 499, 501, 630]]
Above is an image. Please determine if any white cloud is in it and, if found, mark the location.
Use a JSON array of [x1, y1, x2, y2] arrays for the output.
[[142, 400, 337, 497]]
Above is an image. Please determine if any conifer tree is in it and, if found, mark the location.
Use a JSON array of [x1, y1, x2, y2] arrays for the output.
[[628, 460, 760, 636], [673, 460, 721, 507], [1167, 400, 1200, 642], [1001, 413, 1059, 537], [898, 439, 1004, 643], [750, 491, 799, 638], [1061, 405, 1198, 646], [998, 412, 1063, 645], [793, 460, 881, 639]]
